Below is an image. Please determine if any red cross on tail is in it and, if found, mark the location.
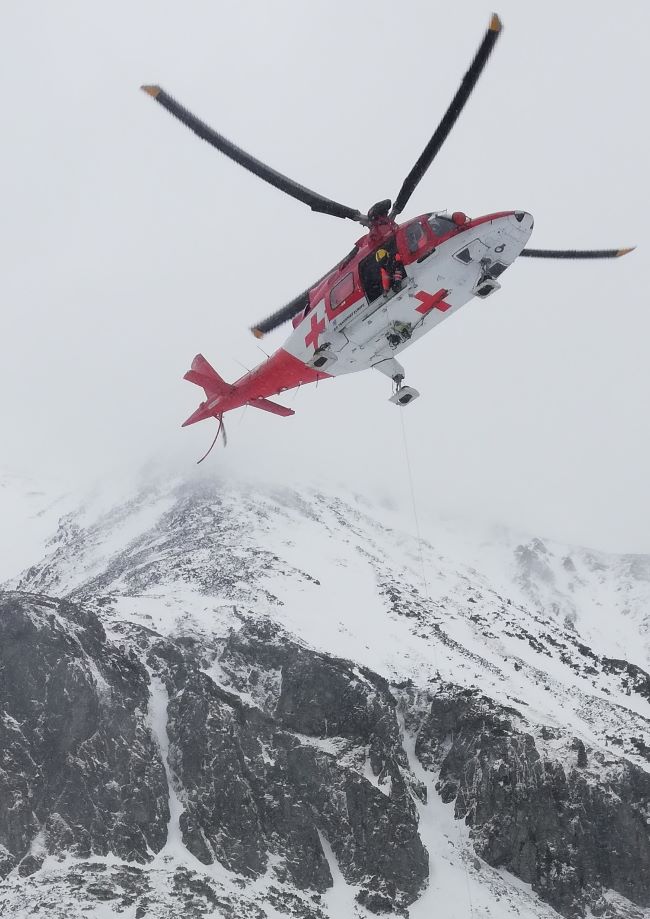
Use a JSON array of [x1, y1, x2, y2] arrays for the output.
[[305, 312, 326, 350]]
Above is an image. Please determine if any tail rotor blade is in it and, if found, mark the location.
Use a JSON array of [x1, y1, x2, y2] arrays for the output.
[[196, 415, 226, 464], [390, 14, 503, 219]]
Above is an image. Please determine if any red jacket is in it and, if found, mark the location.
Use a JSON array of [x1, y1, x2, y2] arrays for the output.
[[380, 254, 405, 292]]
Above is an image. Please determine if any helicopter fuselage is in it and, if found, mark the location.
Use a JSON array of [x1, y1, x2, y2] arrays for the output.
[[183, 209, 534, 424], [285, 209, 534, 377]]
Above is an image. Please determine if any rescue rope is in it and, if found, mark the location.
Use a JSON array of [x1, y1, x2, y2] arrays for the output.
[[398, 409, 476, 919]]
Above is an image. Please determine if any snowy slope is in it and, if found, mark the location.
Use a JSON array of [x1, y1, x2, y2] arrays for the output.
[[2, 469, 650, 919]]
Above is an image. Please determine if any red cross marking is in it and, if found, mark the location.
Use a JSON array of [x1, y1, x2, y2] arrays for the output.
[[305, 312, 326, 350], [415, 288, 451, 315]]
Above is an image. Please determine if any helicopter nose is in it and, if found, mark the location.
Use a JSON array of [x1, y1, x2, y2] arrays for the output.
[[514, 211, 534, 231]]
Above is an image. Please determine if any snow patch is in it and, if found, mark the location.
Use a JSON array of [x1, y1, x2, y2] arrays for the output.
[[145, 673, 185, 857], [317, 829, 367, 918]]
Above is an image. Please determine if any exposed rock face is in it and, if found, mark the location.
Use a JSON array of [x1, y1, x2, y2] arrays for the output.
[[0, 592, 168, 876], [0, 593, 428, 915], [407, 683, 650, 918], [5, 589, 650, 918], [155, 618, 428, 914]]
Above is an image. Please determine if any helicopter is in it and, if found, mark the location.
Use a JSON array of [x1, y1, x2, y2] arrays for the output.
[[141, 13, 633, 449]]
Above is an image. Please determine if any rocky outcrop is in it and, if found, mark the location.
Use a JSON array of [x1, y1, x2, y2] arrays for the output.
[[154, 619, 428, 914], [0, 594, 428, 915], [0, 592, 168, 876], [405, 683, 650, 918], [3, 587, 650, 919]]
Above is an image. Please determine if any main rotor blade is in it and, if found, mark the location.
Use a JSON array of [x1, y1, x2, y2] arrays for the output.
[[390, 14, 503, 219], [141, 85, 364, 223], [251, 291, 311, 339], [520, 248, 635, 259]]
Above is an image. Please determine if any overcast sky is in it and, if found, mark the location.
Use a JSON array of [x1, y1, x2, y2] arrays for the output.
[[1, 0, 649, 552]]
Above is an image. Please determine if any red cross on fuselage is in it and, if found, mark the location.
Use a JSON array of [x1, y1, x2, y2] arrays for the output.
[[414, 288, 451, 315], [305, 311, 326, 350]]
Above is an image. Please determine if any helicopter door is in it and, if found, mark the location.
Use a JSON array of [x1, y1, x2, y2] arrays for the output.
[[325, 271, 360, 322], [359, 237, 399, 303]]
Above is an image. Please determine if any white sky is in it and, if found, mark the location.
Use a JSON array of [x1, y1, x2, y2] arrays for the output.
[[1, 0, 649, 552]]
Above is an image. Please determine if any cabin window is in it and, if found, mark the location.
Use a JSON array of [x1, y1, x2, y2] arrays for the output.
[[428, 214, 457, 238], [330, 272, 355, 310]]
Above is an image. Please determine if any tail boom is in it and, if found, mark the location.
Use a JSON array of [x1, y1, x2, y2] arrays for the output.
[[182, 349, 323, 427]]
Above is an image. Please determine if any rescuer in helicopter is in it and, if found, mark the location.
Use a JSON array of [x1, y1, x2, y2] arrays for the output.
[[376, 248, 405, 295]]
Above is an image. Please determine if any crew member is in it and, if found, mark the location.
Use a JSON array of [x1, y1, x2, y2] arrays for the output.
[[375, 248, 405, 294]]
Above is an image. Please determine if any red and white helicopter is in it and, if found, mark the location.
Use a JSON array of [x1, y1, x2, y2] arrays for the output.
[[142, 14, 633, 451]]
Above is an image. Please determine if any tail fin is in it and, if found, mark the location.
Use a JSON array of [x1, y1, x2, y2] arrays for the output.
[[182, 354, 234, 427], [182, 403, 216, 427], [183, 354, 230, 398]]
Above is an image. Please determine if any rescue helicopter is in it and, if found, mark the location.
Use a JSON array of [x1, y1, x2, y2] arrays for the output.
[[141, 13, 633, 454]]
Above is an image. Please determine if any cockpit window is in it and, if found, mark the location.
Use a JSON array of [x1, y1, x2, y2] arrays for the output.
[[405, 221, 428, 253], [428, 214, 457, 238]]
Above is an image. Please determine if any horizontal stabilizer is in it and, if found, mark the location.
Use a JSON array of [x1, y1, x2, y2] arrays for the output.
[[247, 398, 295, 417]]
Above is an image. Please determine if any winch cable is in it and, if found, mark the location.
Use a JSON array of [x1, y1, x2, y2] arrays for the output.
[[399, 409, 430, 604], [398, 409, 476, 919]]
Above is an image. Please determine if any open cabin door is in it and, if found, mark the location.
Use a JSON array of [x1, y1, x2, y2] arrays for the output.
[[359, 236, 400, 303]]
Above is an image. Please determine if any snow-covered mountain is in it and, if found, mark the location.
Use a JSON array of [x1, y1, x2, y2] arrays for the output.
[[1, 470, 649, 919]]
